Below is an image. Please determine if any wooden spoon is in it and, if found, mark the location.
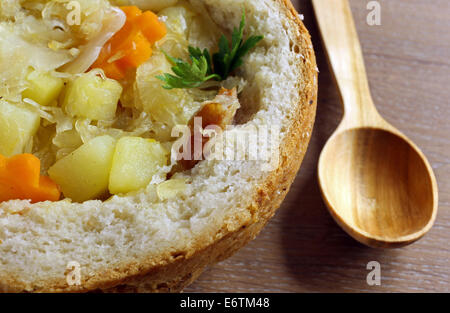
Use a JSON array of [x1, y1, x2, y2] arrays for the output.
[[312, 0, 438, 248]]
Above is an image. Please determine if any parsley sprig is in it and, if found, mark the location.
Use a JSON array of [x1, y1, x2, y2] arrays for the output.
[[157, 12, 263, 90], [157, 48, 221, 89]]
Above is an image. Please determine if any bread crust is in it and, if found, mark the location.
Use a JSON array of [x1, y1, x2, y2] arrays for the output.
[[0, 0, 317, 292]]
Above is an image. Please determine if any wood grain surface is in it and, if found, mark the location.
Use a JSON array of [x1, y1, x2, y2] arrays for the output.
[[185, 0, 450, 293]]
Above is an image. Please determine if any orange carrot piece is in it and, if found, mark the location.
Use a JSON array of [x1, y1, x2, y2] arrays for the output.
[[0, 154, 61, 203], [136, 11, 167, 44], [33, 176, 61, 202], [109, 21, 137, 51], [7, 154, 41, 187], [92, 43, 113, 67], [91, 6, 166, 80], [102, 23, 152, 74], [0, 181, 20, 203], [0, 154, 6, 170], [120, 6, 142, 20], [116, 30, 153, 68], [100, 61, 127, 80]]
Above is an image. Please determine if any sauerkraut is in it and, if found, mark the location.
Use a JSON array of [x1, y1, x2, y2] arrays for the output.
[[0, 0, 122, 101], [0, 0, 247, 201]]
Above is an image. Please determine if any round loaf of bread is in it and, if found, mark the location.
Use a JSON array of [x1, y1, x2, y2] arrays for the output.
[[0, 0, 317, 292]]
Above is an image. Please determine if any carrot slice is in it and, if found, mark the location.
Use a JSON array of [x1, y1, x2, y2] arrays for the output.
[[136, 11, 167, 44], [91, 6, 166, 79], [0, 154, 61, 203], [33, 176, 61, 203], [120, 6, 142, 20], [7, 154, 41, 187], [100, 61, 127, 80], [116, 31, 153, 68]]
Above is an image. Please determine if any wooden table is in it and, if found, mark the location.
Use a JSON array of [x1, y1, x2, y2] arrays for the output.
[[186, 0, 450, 292]]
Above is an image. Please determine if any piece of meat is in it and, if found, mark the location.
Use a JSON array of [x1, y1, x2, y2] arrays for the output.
[[176, 88, 240, 170]]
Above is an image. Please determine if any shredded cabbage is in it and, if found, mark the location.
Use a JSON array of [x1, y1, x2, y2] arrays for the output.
[[0, 24, 72, 102], [1, 0, 246, 183], [0, 0, 122, 100], [61, 7, 126, 74]]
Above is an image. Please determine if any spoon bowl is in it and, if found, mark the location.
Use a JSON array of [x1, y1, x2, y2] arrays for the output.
[[313, 0, 438, 247], [318, 127, 437, 247]]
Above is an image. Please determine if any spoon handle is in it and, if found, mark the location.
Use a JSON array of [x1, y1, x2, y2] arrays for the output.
[[312, 0, 380, 129]]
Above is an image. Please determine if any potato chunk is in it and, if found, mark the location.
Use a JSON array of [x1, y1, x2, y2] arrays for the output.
[[48, 135, 116, 202], [22, 70, 64, 106], [109, 137, 168, 195], [0, 100, 40, 157], [63, 71, 122, 120]]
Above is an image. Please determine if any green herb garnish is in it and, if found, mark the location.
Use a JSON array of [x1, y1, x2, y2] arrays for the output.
[[157, 12, 263, 90]]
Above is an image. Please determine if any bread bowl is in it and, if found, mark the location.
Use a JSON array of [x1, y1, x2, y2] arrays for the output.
[[0, 0, 317, 292]]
